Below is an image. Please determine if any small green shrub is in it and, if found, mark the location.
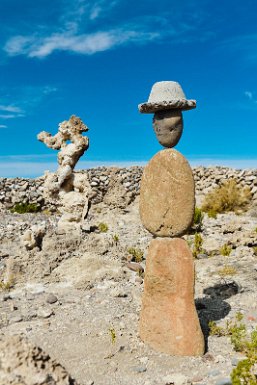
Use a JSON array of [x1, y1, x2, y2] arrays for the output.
[[109, 326, 116, 344], [98, 222, 108, 233], [220, 243, 232, 256], [192, 233, 204, 258], [10, 202, 40, 214], [127, 247, 144, 263], [209, 312, 246, 351], [112, 234, 119, 245], [202, 179, 252, 217], [193, 207, 204, 231], [0, 276, 14, 291], [209, 313, 257, 384], [231, 358, 257, 385], [231, 323, 257, 384], [209, 321, 227, 337]]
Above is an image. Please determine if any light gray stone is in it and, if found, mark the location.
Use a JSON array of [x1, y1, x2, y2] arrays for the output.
[[138, 81, 196, 113]]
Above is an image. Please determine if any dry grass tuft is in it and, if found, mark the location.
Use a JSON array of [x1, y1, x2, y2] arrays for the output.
[[202, 179, 252, 217]]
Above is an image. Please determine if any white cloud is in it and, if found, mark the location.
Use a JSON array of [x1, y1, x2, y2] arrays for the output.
[[0, 125, 7, 128], [0, 104, 24, 113], [2, 0, 208, 59], [0, 103, 25, 120], [89, 5, 102, 20], [245, 91, 253, 100], [0, 113, 24, 119], [4, 28, 159, 58]]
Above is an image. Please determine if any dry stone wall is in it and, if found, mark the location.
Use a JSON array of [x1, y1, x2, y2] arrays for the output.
[[0, 166, 257, 210]]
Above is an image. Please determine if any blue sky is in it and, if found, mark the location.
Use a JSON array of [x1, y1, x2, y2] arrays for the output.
[[0, 0, 256, 177]]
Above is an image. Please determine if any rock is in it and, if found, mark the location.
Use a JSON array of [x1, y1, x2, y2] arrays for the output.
[[20, 224, 46, 250], [163, 373, 188, 385], [131, 366, 147, 373], [37, 308, 53, 319], [208, 369, 221, 377], [140, 149, 195, 237], [139, 238, 204, 356], [0, 335, 80, 384], [9, 313, 23, 323], [215, 379, 232, 385], [57, 191, 89, 234], [38, 115, 89, 199], [197, 253, 209, 259], [46, 293, 58, 304], [153, 110, 183, 148], [126, 262, 144, 274], [138, 81, 196, 113]]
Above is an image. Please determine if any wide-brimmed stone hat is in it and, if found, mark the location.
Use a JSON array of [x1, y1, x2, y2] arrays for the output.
[[138, 81, 196, 113]]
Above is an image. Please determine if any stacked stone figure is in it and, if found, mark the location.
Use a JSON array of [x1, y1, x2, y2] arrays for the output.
[[138, 81, 205, 356]]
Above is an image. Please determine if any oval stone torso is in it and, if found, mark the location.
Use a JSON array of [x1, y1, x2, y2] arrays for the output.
[[140, 149, 195, 237]]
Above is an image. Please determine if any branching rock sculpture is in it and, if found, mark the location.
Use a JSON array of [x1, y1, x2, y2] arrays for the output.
[[38, 115, 89, 196], [38, 115, 91, 235]]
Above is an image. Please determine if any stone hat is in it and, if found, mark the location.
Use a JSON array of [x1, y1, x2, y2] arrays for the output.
[[138, 81, 196, 113]]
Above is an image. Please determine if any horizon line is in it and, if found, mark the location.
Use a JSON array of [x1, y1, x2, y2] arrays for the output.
[[0, 157, 256, 178]]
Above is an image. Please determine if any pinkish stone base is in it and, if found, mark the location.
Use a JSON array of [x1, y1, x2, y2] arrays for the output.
[[139, 238, 205, 356]]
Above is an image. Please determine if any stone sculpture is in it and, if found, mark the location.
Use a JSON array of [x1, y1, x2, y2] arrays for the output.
[[38, 115, 90, 234], [138, 81, 205, 355], [38, 115, 89, 196]]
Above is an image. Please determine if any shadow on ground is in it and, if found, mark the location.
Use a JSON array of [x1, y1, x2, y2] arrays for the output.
[[196, 280, 240, 352]]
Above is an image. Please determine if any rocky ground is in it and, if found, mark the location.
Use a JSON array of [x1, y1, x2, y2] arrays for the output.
[[0, 187, 257, 385]]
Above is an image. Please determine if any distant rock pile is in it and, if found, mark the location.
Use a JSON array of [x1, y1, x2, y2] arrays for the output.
[[0, 166, 257, 212]]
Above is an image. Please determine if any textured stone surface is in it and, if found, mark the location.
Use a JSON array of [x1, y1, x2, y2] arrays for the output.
[[0, 335, 80, 385], [57, 191, 89, 234], [38, 115, 89, 198], [153, 110, 183, 148], [138, 81, 196, 113], [140, 149, 195, 237], [139, 238, 205, 356]]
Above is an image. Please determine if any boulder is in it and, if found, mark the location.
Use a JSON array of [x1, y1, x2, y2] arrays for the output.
[[139, 237, 205, 356], [140, 149, 195, 237]]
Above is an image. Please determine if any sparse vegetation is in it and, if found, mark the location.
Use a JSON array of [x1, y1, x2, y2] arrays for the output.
[[112, 234, 119, 245], [127, 247, 144, 263], [192, 207, 204, 232], [220, 243, 232, 256], [10, 202, 41, 214], [109, 326, 116, 344], [218, 264, 237, 277], [0, 276, 14, 291], [253, 246, 257, 256], [209, 321, 228, 337], [202, 179, 252, 217], [192, 233, 204, 258], [208, 312, 249, 351], [98, 222, 109, 233]]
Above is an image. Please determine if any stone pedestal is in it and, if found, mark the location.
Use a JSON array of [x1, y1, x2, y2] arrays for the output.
[[139, 238, 204, 356]]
